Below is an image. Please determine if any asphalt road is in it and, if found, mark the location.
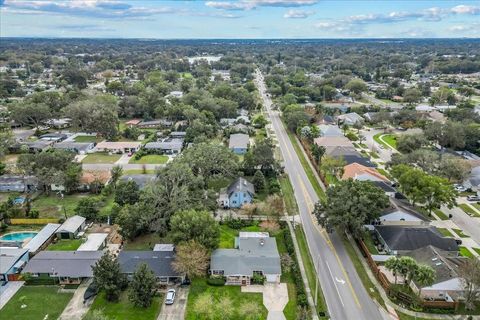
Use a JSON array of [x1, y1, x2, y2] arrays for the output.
[[360, 128, 394, 163], [255, 70, 387, 320]]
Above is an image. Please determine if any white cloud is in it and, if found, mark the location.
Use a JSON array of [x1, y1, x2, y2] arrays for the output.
[[284, 9, 314, 19], [451, 5, 480, 15], [206, 0, 318, 11], [314, 21, 358, 33]]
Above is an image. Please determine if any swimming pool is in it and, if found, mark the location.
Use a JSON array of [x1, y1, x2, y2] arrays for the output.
[[0, 232, 38, 242]]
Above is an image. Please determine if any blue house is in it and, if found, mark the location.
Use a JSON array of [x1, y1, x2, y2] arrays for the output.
[[219, 178, 255, 209], [228, 134, 249, 155], [0, 248, 29, 282]]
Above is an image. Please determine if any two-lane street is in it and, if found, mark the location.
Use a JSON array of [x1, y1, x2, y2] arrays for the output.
[[255, 70, 387, 320]]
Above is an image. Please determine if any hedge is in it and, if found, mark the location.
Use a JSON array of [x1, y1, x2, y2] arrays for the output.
[[10, 218, 59, 225]]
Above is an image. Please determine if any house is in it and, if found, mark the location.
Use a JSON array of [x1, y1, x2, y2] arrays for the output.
[[137, 119, 173, 129], [13, 140, 53, 153], [231, 123, 250, 134], [342, 163, 389, 182], [318, 124, 343, 137], [210, 232, 281, 285], [0, 248, 29, 282], [120, 174, 157, 189], [405, 245, 467, 301], [118, 247, 184, 284], [218, 178, 255, 209], [0, 175, 38, 192], [220, 118, 236, 127], [77, 233, 108, 251], [39, 133, 68, 142], [53, 141, 95, 154], [169, 131, 187, 139], [229, 133, 250, 154], [24, 223, 60, 255], [319, 115, 335, 125], [374, 225, 459, 255], [167, 91, 183, 99], [22, 251, 103, 284], [56, 215, 86, 239], [377, 199, 429, 226], [236, 115, 251, 124], [336, 112, 364, 125], [95, 141, 141, 154], [125, 119, 142, 127], [372, 181, 397, 197], [144, 139, 183, 154], [325, 146, 376, 168], [314, 136, 352, 148]]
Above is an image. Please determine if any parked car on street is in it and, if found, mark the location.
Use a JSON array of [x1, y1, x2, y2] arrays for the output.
[[466, 195, 480, 201]]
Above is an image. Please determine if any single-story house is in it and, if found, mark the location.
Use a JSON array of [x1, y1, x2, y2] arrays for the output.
[[56, 215, 86, 239], [118, 247, 184, 284], [53, 141, 95, 154], [144, 139, 183, 154], [0, 175, 38, 192], [12, 140, 53, 153], [377, 199, 429, 226], [218, 177, 255, 209], [319, 115, 335, 125], [0, 248, 29, 282], [77, 233, 108, 251], [220, 118, 236, 127], [405, 245, 467, 301], [314, 136, 352, 148], [229, 133, 250, 154], [236, 115, 250, 124], [24, 223, 61, 255], [231, 123, 250, 134], [39, 133, 68, 142], [22, 251, 103, 284], [95, 141, 141, 154], [318, 124, 343, 137], [167, 91, 183, 98], [336, 112, 364, 125], [79, 170, 111, 191], [374, 225, 459, 255], [210, 232, 281, 285], [324, 146, 376, 168], [119, 174, 157, 189], [372, 181, 397, 197]]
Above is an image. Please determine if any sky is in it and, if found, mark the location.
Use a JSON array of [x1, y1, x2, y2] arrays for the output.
[[1, 0, 480, 38]]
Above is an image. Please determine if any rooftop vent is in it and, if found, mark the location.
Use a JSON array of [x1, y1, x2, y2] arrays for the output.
[[260, 239, 265, 246]]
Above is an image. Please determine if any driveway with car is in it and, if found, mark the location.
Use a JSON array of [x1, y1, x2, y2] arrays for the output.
[[157, 287, 188, 320]]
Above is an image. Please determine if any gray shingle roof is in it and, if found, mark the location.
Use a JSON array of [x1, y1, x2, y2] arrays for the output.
[[57, 215, 85, 234], [227, 177, 255, 196], [23, 251, 103, 277], [118, 251, 181, 278], [0, 248, 28, 274], [229, 133, 249, 149], [24, 223, 60, 253]]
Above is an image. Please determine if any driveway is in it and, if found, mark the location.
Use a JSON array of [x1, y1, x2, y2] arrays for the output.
[[242, 283, 289, 320], [58, 281, 92, 320], [115, 153, 132, 165], [360, 128, 394, 163], [0, 281, 24, 310], [157, 287, 188, 320]]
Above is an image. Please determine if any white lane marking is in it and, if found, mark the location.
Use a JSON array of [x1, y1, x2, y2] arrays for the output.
[[335, 277, 346, 285], [326, 261, 345, 307]]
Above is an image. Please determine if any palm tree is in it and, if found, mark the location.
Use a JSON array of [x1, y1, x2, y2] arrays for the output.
[[413, 265, 436, 297], [110, 165, 123, 188], [385, 257, 401, 284], [398, 256, 418, 285]]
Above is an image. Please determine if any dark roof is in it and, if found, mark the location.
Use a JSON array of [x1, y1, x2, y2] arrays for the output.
[[227, 177, 255, 196], [372, 181, 397, 193], [118, 251, 181, 278], [119, 174, 157, 189], [375, 226, 459, 252], [23, 251, 102, 277], [342, 154, 376, 168]]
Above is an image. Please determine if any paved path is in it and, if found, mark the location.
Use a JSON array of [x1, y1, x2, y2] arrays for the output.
[[58, 281, 92, 320], [242, 283, 289, 320], [360, 128, 394, 163], [115, 153, 131, 165], [157, 287, 188, 320], [0, 281, 24, 310], [82, 163, 165, 171]]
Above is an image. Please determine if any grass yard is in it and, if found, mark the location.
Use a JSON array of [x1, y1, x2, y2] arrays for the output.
[[458, 203, 480, 217], [82, 153, 122, 164], [279, 175, 299, 215], [74, 135, 100, 143], [437, 228, 454, 238], [32, 194, 87, 218], [0, 286, 73, 320], [218, 224, 261, 248], [473, 247, 480, 255], [369, 151, 380, 159], [363, 232, 379, 254], [472, 202, 480, 213], [452, 228, 469, 238], [207, 176, 233, 192], [285, 130, 326, 200], [185, 278, 267, 320], [459, 246, 474, 258], [47, 239, 83, 251], [124, 233, 169, 250], [87, 290, 162, 320], [123, 169, 156, 174], [295, 226, 328, 318], [129, 154, 169, 164], [373, 133, 397, 150], [433, 208, 449, 220], [376, 168, 392, 180]]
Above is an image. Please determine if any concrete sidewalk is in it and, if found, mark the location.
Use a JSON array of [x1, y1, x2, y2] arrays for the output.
[[0, 281, 24, 310]]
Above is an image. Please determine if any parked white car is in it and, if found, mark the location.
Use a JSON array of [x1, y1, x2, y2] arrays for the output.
[[165, 289, 176, 305]]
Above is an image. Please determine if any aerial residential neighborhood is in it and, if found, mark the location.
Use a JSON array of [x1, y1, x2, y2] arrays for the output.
[[1, 1, 480, 320]]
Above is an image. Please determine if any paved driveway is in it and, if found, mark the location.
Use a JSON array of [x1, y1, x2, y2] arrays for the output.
[[242, 283, 289, 320], [59, 281, 92, 320], [157, 287, 188, 320], [0, 281, 24, 310]]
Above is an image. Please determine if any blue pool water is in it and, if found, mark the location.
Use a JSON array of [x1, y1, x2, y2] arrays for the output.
[[0, 232, 38, 241]]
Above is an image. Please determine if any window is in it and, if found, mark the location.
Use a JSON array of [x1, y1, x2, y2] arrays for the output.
[[232, 201, 236, 204], [212, 270, 224, 275]]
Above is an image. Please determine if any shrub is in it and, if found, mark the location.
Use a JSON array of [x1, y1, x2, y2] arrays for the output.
[[345, 132, 358, 141], [207, 276, 226, 286], [251, 273, 265, 285], [224, 217, 252, 229]]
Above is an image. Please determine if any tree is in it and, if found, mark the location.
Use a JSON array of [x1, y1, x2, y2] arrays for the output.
[[397, 256, 418, 285], [116, 203, 149, 240], [115, 180, 140, 206], [128, 263, 157, 308], [252, 170, 266, 192], [0, 129, 14, 158], [402, 88, 422, 104], [311, 144, 326, 165], [110, 165, 123, 188], [438, 156, 471, 182], [172, 240, 210, 278], [193, 293, 215, 319], [74, 197, 99, 221], [345, 78, 367, 94], [396, 134, 427, 154], [170, 210, 219, 250], [283, 107, 309, 132], [413, 265, 436, 297], [321, 156, 346, 179], [314, 180, 389, 236], [390, 165, 427, 207], [10, 102, 51, 129], [385, 257, 402, 284], [92, 252, 125, 302], [459, 258, 480, 310]]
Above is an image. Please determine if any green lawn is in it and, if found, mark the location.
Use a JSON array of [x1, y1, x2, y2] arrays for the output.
[[458, 203, 480, 217], [218, 224, 261, 249], [369, 151, 380, 159], [437, 228, 454, 238], [373, 133, 397, 150], [0, 286, 73, 320], [32, 194, 87, 218], [129, 155, 169, 164], [376, 168, 392, 180], [279, 175, 299, 215], [363, 232, 379, 254], [124, 233, 169, 250], [467, 203, 480, 217], [82, 153, 122, 164], [285, 130, 326, 200], [123, 169, 156, 175], [433, 208, 449, 220], [207, 176, 233, 192], [47, 239, 83, 251], [473, 247, 480, 255], [459, 246, 474, 258], [452, 228, 469, 238], [74, 135, 100, 143], [87, 290, 162, 320], [185, 278, 267, 320], [295, 227, 328, 318]]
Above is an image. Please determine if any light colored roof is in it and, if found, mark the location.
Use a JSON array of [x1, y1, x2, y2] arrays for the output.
[[239, 232, 269, 238], [314, 136, 352, 147], [96, 141, 141, 149], [24, 223, 60, 253], [77, 233, 108, 251], [229, 134, 249, 149], [342, 163, 389, 182], [211, 236, 281, 276], [80, 171, 111, 185], [337, 112, 364, 123], [57, 215, 85, 234], [318, 125, 343, 137], [53, 142, 93, 152], [153, 244, 175, 252], [0, 248, 28, 274], [144, 140, 182, 151], [227, 177, 255, 196], [23, 251, 103, 277], [125, 119, 141, 125], [380, 210, 424, 222]]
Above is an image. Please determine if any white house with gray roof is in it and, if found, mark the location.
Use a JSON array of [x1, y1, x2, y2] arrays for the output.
[[210, 232, 281, 285]]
